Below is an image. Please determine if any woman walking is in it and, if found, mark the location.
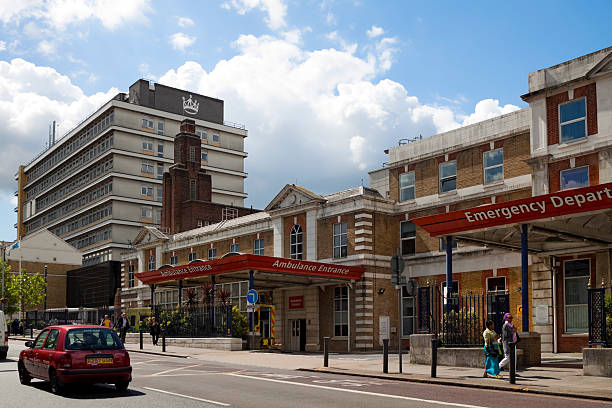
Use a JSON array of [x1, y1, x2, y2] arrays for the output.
[[499, 313, 518, 371], [483, 319, 502, 378], [150, 316, 161, 346]]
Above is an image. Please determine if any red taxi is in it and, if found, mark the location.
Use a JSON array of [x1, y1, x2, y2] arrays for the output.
[[18, 325, 132, 394]]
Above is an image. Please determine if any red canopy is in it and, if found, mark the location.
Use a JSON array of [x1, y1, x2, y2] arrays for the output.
[[136, 254, 365, 284]]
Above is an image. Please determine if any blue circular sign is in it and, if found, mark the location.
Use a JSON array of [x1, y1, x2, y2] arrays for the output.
[[246, 289, 258, 304]]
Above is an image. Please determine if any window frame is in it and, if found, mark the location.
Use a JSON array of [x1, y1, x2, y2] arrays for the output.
[[400, 221, 416, 256], [399, 171, 415, 202], [208, 248, 217, 260], [483, 148, 504, 184], [559, 97, 587, 143], [485, 276, 506, 322], [560, 165, 589, 190], [254, 238, 264, 255], [170, 255, 178, 266], [333, 222, 347, 259], [141, 205, 153, 219], [188, 251, 197, 262], [563, 258, 590, 334], [201, 149, 208, 162], [401, 287, 416, 338], [142, 138, 153, 152], [128, 264, 135, 288], [141, 185, 153, 198], [230, 243, 240, 253], [148, 255, 155, 271], [333, 286, 349, 337], [290, 224, 303, 260], [439, 160, 457, 193]]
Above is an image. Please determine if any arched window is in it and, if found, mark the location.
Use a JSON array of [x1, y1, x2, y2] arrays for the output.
[[290, 224, 303, 260]]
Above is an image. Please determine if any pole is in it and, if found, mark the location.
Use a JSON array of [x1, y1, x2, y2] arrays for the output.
[[509, 342, 516, 384], [323, 337, 330, 367], [43, 265, 48, 312], [383, 338, 389, 373], [248, 270, 254, 333], [521, 224, 529, 332], [445, 235, 453, 315], [1, 243, 5, 313], [398, 285, 402, 373], [431, 336, 438, 378], [162, 331, 166, 352], [139, 330, 143, 350]]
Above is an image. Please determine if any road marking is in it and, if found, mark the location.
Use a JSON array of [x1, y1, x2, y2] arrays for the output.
[[133, 359, 163, 365], [142, 387, 231, 406], [151, 363, 203, 376], [226, 374, 489, 408]]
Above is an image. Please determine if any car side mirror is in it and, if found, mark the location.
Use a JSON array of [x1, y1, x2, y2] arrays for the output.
[[24, 341, 33, 348]]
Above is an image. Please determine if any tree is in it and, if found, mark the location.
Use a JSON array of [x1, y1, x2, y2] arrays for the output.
[[0, 261, 46, 315]]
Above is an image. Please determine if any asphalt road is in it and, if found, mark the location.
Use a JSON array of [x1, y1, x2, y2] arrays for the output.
[[1, 341, 609, 408]]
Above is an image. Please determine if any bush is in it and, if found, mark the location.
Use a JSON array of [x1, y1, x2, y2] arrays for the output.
[[232, 306, 248, 338]]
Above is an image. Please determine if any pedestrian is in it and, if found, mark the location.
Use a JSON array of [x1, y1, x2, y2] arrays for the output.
[[483, 319, 502, 378], [499, 312, 518, 371], [118, 312, 130, 343], [150, 316, 160, 346], [100, 314, 113, 328], [12, 318, 19, 336]]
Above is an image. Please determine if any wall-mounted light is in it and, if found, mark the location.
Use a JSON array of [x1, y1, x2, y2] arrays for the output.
[[378, 288, 385, 295]]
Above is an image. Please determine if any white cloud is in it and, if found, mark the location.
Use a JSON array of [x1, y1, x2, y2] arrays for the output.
[[177, 16, 194, 27], [0, 41, 6, 51], [366, 25, 384, 38], [374, 36, 398, 72], [169, 32, 196, 51], [326, 12, 336, 26], [36, 39, 57, 55], [222, 0, 287, 30], [460, 99, 520, 126]]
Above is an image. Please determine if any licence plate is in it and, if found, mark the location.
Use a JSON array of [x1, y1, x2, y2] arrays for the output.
[[86, 357, 113, 365]]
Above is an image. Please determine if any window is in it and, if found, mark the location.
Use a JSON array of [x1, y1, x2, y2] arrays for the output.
[[170, 256, 178, 266], [564, 259, 589, 333], [559, 98, 586, 143], [440, 237, 457, 251], [439, 161, 457, 193], [142, 138, 153, 152], [128, 264, 135, 288], [290, 224, 303, 259], [157, 144, 164, 157], [400, 221, 416, 255], [190, 179, 196, 200], [157, 121, 164, 135], [216, 281, 249, 311], [561, 166, 589, 190], [141, 186, 153, 197], [189, 146, 197, 162], [201, 149, 208, 162], [212, 134, 220, 143], [196, 127, 207, 142], [334, 286, 348, 337], [208, 248, 217, 260], [33, 329, 50, 349], [333, 222, 347, 258], [141, 161, 154, 175], [230, 243, 240, 252], [142, 118, 154, 130], [441, 280, 459, 313], [157, 164, 164, 180], [188, 252, 197, 262], [399, 171, 415, 201], [141, 206, 153, 219], [254, 238, 264, 255], [148, 255, 155, 271], [157, 187, 163, 201], [484, 148, 503, 184], [401, 287, 416, 337], [486, 277, 506, 322], [43, 329, 60, 350]]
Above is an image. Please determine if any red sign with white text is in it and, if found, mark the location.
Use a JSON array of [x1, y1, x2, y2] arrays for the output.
[[288, 296, 304, 309], [136, 254, 364, 284], [411, 182, 612, 237]]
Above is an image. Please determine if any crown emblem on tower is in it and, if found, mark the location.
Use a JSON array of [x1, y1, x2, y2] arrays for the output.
[[182, 94, 199, 115]]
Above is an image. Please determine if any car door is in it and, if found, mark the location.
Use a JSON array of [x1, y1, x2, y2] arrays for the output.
[[25, 329, 49, 379], [38, 329, 60, 380]]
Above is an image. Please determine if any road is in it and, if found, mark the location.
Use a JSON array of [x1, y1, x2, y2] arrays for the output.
[[1, 340, 609, 408]]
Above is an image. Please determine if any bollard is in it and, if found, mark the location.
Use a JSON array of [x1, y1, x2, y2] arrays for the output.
[[509, 342, 516, 384], [30, 325, 33, 339], [323, 337, 330, 367], [162, 332, 166, 352], [431, 336, 438, 378], [139, 330, 143, 350], [383, 338, 389, 374]]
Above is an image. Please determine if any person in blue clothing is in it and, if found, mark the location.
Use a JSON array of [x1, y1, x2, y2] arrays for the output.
[[483, 320, 502, 378]]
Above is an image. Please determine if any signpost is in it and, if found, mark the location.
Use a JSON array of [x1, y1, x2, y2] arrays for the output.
[[247, 289, 259, 338], [390, 251, 405, 373]]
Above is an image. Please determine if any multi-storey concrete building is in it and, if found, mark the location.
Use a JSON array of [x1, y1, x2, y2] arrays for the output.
[[16, 80, 249, 266]]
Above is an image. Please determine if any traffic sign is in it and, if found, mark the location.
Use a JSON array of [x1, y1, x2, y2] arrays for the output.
[[247, 289, 259, 304], [246, 304, 256, 312], [391, 275, 407, 285], [390, 254, 404, 275]]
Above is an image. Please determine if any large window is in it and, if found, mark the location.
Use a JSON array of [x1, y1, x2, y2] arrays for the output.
[[290, 225, 303, 259], [439, 161, 457, 193], [201, 149, 208, 162], [141, 118, 154, 130], [484, 148, 504, 184], [196, 127, 207, 142], [559, 98, 586, 143], [188, 252, 197, 262], [141, 205, 153, 219], [334, 286, 348, 337], [561, 166, 589, 190], [141, 161, 154, 175], [333, 222, 347, 258], [401, 286, 416, 337], [216, 281, 249, 311], [157, 143, 164, 157], [170, 256, 178, 266], [148, 255, 155, 271], [486, 277, 506, 322], [230, 243, 240, 252], [141, 186, 153, 198], [399, 171, 415, 201], [400, 221, 416, 255], [208, 248, 217, 260], [128, 264, 135, 288], [142, 138, 153, 152], [564, 259, 589, 333], [254, 238, 264, 255]]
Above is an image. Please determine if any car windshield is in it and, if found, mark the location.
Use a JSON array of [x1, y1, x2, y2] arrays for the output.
[[65, 328, 124, 350]]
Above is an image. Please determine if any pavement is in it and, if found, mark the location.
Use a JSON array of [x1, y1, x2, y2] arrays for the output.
[[11, 335, 611, 402]]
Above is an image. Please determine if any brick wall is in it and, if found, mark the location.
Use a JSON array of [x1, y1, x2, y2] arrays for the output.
[[546, 83, 598, 146], [317, 214, 355, 259], [548, 153, 599, 193], [283, 213, 306, 258]]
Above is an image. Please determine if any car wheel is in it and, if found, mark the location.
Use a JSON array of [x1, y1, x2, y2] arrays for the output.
[[115, 380, 129, 392], [49, 369, 63, 395], [18, 362, 31, 385], [0, 351, 7, 360]]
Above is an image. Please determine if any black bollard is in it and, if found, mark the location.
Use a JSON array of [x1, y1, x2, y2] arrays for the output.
[[323, 337, 330, 367], [30, 325, 33, 339], [162, 331, 166, 352], [139, 330, 143, 350], [509, 342, 516, 384], [431, 336, 438, 378], [383, 338, 389, 373]]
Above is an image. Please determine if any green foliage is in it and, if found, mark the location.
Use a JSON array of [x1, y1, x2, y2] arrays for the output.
[[441, 308, 482, 346], [159, 306, 192, 335], [232, 306, 248, 338], [0, 261, 46, 314]]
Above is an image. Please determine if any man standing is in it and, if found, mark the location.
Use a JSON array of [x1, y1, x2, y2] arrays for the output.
[[118, 312, 130, 343]]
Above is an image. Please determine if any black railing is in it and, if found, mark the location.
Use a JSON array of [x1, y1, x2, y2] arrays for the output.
[[588, 286, 609, 347], [25, 308, 114, 330], [417, 286, 509, 347], [151, 304, 233, 338]]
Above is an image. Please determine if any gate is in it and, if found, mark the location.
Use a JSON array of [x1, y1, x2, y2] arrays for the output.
[[588, 286, 609, 347]]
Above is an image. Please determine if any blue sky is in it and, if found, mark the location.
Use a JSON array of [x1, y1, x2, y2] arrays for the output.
[[0, 0, 610, 242]]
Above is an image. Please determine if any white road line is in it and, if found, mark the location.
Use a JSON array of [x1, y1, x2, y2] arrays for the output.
[[151, 363, 203, 376], [226, 374, 490, 408], [142, 387, 231, 406]]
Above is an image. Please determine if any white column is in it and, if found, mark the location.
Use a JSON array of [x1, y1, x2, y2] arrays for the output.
[[155, 245, 162, 269], [272, 217, 283, 257], [306, 209, 317, 260]]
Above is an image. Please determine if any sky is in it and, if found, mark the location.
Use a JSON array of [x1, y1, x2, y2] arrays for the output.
[[0, 0, 610, 242]]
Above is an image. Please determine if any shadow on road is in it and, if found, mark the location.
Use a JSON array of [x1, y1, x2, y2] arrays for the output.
[[28, 381, 146, 399]]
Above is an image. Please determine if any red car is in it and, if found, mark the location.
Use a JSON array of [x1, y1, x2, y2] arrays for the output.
[[18, 325, 132, 394]]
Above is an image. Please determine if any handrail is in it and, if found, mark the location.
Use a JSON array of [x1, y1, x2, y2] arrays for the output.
[[223, 120, 246, 130]]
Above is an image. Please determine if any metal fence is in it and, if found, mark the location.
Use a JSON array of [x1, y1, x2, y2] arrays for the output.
[[24, 308, 114, 330], [151, 304, 233, 338], [417, 286, 509, 347], [588, 286, 609, 347]]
